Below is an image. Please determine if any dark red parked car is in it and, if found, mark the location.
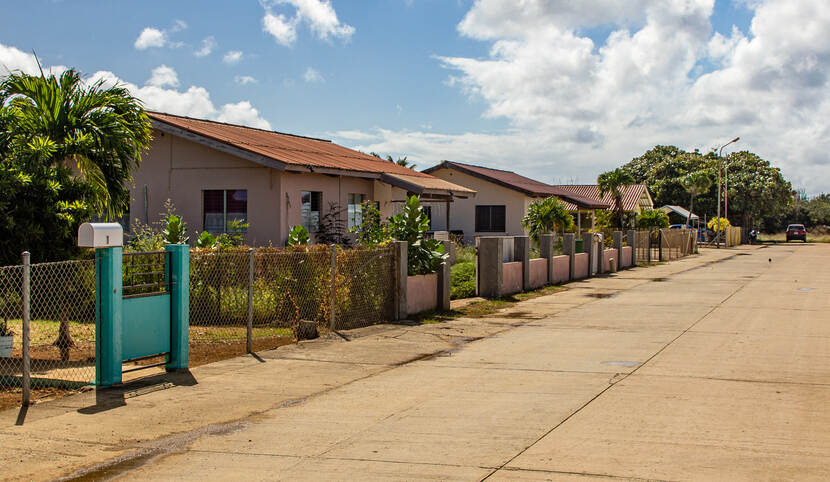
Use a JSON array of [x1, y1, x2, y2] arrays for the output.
[[786, 224, 807, 242]]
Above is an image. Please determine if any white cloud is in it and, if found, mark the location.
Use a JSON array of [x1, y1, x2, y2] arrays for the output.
[[146, 65, 180, 88], [263, 11, 298, 46], [261, 0, 354, 47], [1, 44, 272, 131], [234, 75, 258, 85], [171, 20, 188, 32], [303, 66, 324, 83], [134, 27, 166, 50], [195, 36, 217, 57], [409, 0, 830, 194], [223, 50, 243, 64], [216, 101, 272, 129]]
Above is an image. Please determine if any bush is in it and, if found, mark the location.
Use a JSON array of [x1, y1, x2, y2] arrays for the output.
[[450, 261, 476, 299], [455, 245, 476, 265]]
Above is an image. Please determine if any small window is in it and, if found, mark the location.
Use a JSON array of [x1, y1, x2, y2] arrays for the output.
[[347, 193, 365, 229], [475, 205, 506, 232], [203, 189, 248, 233], [422, 206, 432, 230], [302, 191, 322, 233]]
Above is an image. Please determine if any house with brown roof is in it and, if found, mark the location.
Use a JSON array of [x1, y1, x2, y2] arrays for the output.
[[130, 112, 474, 245], [550, 184, 654, 228], [422, 161, 608, 241]]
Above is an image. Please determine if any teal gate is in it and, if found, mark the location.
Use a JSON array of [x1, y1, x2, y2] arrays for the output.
[[94, 244, 189, 387]]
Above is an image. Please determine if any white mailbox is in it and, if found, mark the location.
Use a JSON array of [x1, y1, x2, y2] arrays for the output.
[[78, 222, 123, 248]]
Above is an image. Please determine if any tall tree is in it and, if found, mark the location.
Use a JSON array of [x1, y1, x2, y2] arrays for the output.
[[1, 67, 152, 219], [682, 170, 713, 227], [597, 168, 635, 229]]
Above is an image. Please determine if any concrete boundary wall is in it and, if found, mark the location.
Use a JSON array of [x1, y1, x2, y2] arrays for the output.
[[622, 246, 633, 267], [501, 261, 523, 296], [602, 248, 617, 273], [406, 274, 438, 315], [552, 255, 570, 284], [529, 258, 548, 289], [573, 253, 589, 279]]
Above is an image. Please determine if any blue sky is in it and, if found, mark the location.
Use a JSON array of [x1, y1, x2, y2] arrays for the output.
[[2, 1, 828, 194]]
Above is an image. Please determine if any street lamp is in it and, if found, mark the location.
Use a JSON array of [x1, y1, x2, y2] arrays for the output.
[[715, 137, 740, 248]]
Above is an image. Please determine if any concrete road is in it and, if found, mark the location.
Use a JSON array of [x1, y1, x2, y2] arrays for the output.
[[2, 244, 829, 480]]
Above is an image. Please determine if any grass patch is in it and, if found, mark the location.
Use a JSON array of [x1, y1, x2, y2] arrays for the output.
[[413, 284, 567, 325]]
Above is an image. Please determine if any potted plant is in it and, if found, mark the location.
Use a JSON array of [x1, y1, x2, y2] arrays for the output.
[[0, 319, 13, 358]]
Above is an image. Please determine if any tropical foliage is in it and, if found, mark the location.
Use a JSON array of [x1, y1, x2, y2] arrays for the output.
[[636, 209, 670, 229], [597, 168, 635, 229], [521, 196, 574, 244], [387, 195, 447, 275], [0, 66, 152, 263], [707, 217, 731, 232]]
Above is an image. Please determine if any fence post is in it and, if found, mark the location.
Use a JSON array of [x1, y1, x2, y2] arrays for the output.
[[563, 233, 575, 281], [166, 244, 190, 371], [539, 234, 555, 284], [247, 248, 254, 353], [394, 241, 408, 320], [658, 230, 664, 261], [647, 231, 653, 263], [329, 244, 337, 330], [515, 236, 530, 291], [478, 237, 503, 298], [613, 231, 623, 266], [627, 230, 637, 265], [21, 252, 30, 406], [582, 232, 595, 276], [437, 240, 451, 311], [96, 246, 123, 386]]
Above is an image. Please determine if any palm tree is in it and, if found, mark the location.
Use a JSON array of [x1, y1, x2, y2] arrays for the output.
[[1, 67, 152, 219], [521, 196, 574, 244], [597, 168, 635, 229], [682, 171, 712, 228], [386, 154, 413, 169]]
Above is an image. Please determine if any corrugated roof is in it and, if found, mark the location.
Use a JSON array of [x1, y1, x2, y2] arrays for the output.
[[660, 205, 699, 221], [551, 184, 650, 212], [380, 173, 475, 197], [423, 161, 608, 209], [148, 111, 435, 179]]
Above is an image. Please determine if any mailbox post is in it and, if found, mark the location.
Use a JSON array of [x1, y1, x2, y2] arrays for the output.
[[79, 223, 124, 387]]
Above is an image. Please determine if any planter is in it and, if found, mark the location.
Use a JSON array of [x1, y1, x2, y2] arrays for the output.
[[0, 335, 12, 358]]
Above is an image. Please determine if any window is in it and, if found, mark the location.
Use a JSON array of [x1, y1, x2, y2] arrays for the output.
[[422, 206, 432, 230], [203, 189, 248, 233], [347, 193, 365, 230], [475, 205, 506, 232], [302, 191, 322, 233]]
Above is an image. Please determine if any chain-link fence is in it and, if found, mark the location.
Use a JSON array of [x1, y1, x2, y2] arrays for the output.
[[0, 258, 97, 405], [2, 244, 398, 405]]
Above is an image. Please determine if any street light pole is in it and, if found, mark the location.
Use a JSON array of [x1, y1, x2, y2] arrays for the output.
[[715, 137, 740, 248]]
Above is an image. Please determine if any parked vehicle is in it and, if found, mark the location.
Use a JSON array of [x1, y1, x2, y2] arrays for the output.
[[786, 224, 807, 242]]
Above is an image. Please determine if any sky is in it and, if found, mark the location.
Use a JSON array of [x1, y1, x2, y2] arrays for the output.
[[1, 0, 828, 195]]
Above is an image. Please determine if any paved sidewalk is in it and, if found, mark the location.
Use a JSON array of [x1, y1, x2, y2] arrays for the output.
[[3, 244, 829, 480]]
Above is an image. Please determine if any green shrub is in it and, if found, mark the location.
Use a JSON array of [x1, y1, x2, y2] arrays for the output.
[[450, 261, 476, 299], [455, 245, 476, 265]]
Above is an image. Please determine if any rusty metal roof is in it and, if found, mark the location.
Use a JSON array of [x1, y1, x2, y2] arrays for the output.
[[148, 111, 436, 179], [550, 184, 651, 212], [423, 161, 609, 210]]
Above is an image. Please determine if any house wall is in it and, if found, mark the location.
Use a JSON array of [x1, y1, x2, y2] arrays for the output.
[[281, 171, 373, 244], [133, 131, 375, 246], [427, 168, 529, 241], [131, 131, 280, 245]]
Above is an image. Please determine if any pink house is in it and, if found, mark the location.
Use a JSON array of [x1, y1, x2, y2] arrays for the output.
[[130, 112, 474, 245]]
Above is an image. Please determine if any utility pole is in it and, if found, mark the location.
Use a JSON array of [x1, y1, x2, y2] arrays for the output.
[[715, 137, 739, 248]]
